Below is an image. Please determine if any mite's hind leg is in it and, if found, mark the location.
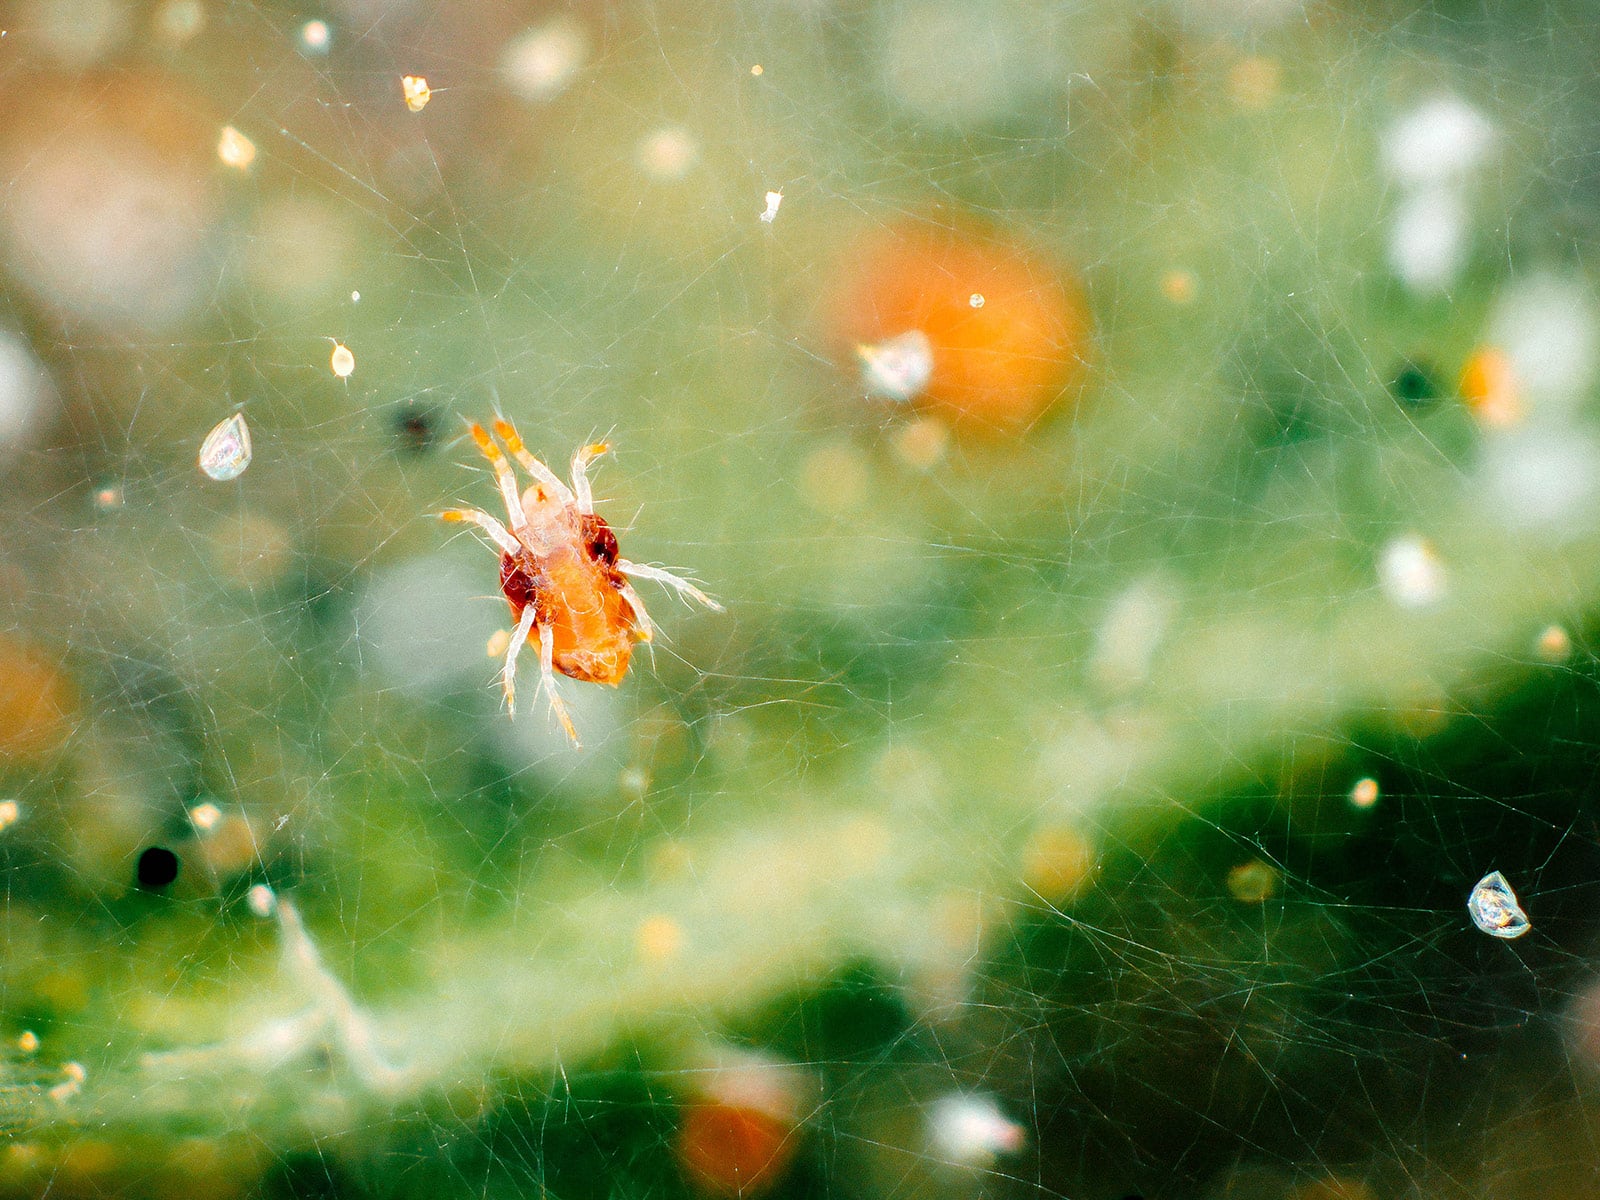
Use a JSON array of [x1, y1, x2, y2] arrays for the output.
[[499, 605, 538, 715], [537, 622, 580, 747]]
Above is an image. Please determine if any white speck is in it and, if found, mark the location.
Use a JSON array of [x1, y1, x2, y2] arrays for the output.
[[351, 290, 360, 302], [1383, 96, 1495, 189], [0, 799, 19, 830], [330, 341, 355, 377], [928, 1093, 1027, 1167], [1468, 870, 1530, 939], [198, 413, 252, 481], [969, 292, 985, 308], [858, 330, 934, 402], [1377, 534, 1446, 609], [299, 19, 329, 53], [401, 75, 431, 112], [759, 190, 783, 223], [502, 16, 587, 102], [246, 883, 277, 918], [1388, 186, 1468, 294], [217, 125, 256, 170], [188, 801, 221, 832], [636, 126, 700, 181]]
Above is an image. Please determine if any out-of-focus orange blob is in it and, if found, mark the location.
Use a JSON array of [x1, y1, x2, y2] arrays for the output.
[[678, 1102, 794, 1197], [676, 1053, 807, 1197], [828, 220, 1091, 431], [1458, 345, 1522, 428], [0, 634, 74, 759]]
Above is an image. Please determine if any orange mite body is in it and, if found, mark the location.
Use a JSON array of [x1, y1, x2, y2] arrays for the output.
[[443, 418, 720, 746], [499, 511, 634, 685]]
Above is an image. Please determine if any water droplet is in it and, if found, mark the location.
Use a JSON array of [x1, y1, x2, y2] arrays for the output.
[[198, 413, 252, 481], [858, 329, 934, 402], [216, 125, 256, 170], [1378, 534, 1446, 609], [300, 19, 330, 53], [1468, 870, 1530, 939]]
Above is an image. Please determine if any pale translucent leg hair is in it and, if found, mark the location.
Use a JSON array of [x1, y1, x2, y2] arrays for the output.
[[618, 560, 725, 612], [538, 622, 580, 746], [500, 605, 538, 714], [570, 442, 609, 514], [441, 508, 522, 556]]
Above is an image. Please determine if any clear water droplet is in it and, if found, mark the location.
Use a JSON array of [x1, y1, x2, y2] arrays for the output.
[[1468, 870, 1530, 939], [198, 413, 252, 481], [858, 329, 934, 402]]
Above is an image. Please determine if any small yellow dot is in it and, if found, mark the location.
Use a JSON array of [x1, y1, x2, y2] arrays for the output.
[[636, 914, 684, 963], [1022, 826, 1096, 903], [486, 629, 511, 658], [1226, 859, 1278, 904], [750, 63, 764, 76], [1536, 624, 1573, 663], [1349, 777, 1379, 809], [1160, 269, 1198, 305], [16, 1031, 37, 1054]]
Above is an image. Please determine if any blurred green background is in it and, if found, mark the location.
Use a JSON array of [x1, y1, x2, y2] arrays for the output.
[[2, 0, 1600, 1196]]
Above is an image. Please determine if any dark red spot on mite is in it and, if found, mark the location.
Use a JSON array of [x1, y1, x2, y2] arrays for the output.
[[580, 513, 619, 566], [500, 553, 540, 617]]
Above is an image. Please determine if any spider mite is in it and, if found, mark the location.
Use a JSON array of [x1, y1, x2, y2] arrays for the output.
[[442, 418, 721, 747]]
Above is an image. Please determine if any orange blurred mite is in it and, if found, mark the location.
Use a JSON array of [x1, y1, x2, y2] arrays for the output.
[[442, 419, 721, 746], [831, 220, 1091, 431]]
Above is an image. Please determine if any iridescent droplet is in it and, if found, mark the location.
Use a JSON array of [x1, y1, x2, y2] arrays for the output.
[[1468, 870, 1530, 939], [859, 329, 934, 402], [199, 413, 252, 481]]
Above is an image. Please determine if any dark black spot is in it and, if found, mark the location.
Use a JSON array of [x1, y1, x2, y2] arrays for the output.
[[580, 512, 619, 567], [136, 846, 179, 889], [1391, 360, 1439, 407], [392, 404, 438, 454]]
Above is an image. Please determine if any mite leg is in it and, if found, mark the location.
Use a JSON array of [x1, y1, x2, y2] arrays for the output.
[[492, 418, 574, 507], [441, 507, 522, 556], [500, 605, 538, 715], [538, 622, 581, 747], [569, 442, 609, 514], [618, 560, 725, 611], [615, 579, 655, 642], [468, 423, 534, 538]]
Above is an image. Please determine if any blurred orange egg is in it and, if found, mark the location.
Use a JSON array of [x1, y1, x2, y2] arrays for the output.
[[0, 633, 75, 759], [676, 1052, 808, 1197], [678, 1101, 794, 1196], [828, 220, 1091, 431], [1458, 345, 1522, 428]]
